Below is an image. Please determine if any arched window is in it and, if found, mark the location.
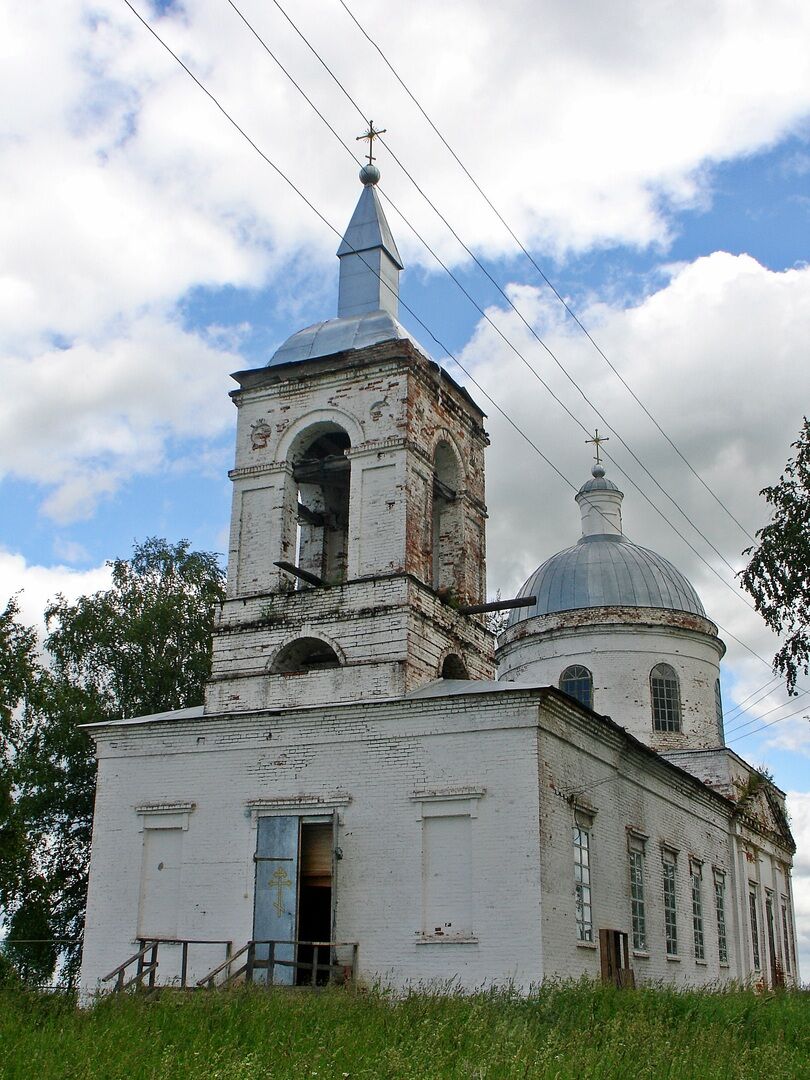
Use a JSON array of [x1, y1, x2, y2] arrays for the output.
[[560, 665, 593, 710], [271, 637, 341, 674], [432, 441, 461, 593], [441, 654, 469, 680], [714, 678, 725, 743], [651, 663, 681, 732], [290, 425, 351, 586]]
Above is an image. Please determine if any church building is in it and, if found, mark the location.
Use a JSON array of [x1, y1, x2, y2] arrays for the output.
[[79, 159, 799, 996]]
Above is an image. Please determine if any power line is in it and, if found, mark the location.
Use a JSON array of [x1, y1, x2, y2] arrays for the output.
[[123, 0, 790, 689], [726, 702, 809, 746], [722, 674, 783, 723], [336, 0, 758, 548], [224, 0, 763, 624], [262, 0, 748, 582], [723, 686, 810, 739]]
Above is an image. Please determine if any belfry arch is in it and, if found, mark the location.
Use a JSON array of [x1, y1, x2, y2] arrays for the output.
[[286, 422, 352, 586], [431, 440, 464, 596]]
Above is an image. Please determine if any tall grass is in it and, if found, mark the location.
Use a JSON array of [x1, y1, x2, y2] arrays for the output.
[[1, 981, 807, 1079]]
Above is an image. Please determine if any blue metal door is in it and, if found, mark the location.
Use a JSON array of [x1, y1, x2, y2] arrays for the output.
[[253, 816, 300, 985]]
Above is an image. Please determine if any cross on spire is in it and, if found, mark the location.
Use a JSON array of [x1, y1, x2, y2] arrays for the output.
[[356, 120, 386, 165], [585, 429, 609, 465]]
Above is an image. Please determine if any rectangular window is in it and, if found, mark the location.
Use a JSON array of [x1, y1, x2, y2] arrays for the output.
[[574, 825, 593, 942], [714, 870, 729, 964], [662, 851, 678, 957], [422, 813, 473, 938], [691, 860, 705, 961], [781, 897, 792, 975], [629, 851, 646, 951], [748, 886, 761, 971]]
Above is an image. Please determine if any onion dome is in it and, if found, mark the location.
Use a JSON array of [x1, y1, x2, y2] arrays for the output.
[[508, 465, 706, 625]]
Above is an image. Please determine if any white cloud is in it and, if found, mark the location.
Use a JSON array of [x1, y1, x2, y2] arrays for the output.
[[0, 550, 112, 642], [4, 0, 810, 524], [0, 314, 239, 521], [462, 252, 810, 723]]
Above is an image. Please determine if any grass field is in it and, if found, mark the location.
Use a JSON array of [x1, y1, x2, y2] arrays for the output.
[[0, 982, 808, 1079]]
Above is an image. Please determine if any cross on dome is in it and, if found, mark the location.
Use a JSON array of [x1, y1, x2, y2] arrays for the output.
[[585, 429, 609, 466], [356, 120, 386, 166]]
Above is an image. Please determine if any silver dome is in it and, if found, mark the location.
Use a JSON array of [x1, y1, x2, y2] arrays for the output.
[[508, 534, 706, 625]]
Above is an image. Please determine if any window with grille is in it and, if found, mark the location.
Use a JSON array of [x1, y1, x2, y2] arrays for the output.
[[714, 679, 725, 742], [691, 860, 705, 961], [748, 887, 761, 971], [651, 663, 681, 732], [573, 823, 593, 943], [714, 870, 729, 965], [662, 851, 678, 956], [629, 850, 646, 952], [560, 665, 593, 710]]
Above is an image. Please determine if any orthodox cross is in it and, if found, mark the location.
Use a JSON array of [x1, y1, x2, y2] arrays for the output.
[[356, 120, 386, 165], [585, 429, 609, 464], [268, 866, 293, 917]]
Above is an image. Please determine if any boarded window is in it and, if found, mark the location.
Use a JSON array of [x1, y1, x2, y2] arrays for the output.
[[138, 827, 182, 939], [422, 814, 472, 938]]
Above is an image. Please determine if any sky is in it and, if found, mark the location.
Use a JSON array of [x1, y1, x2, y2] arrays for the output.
[[2, 0, 810, 975]]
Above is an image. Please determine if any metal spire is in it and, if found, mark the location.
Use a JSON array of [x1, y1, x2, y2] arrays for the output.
[[336, 123, 403, 318]]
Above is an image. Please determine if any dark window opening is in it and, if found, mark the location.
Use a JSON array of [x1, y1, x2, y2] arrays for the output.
[[272, 637, 341, 674], [292, 427, 351, 586], [441, 654, 469, 680], [651, 663, 681, 732], [560, 665, 593, 709]]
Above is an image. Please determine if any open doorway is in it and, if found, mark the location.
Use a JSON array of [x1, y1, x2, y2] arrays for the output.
[[296, 822, 333, 985]]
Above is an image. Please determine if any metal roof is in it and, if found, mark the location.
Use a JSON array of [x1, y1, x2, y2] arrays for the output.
[[508, 534, 706, 625], [266, 310, 427, 367]]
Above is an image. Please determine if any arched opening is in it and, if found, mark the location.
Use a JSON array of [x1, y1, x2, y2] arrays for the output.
[[271, 637, 341, 674], [560, 665, 593, 710], [651, 663, 681, 732], [441, 654, 469, 680], [290, 424, 351, 586], [432, 441, 462, 594]]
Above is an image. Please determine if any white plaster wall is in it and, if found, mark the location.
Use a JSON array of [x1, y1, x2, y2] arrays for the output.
[[498, 618, 725, 751], [535, 701, 741, 987], [80, 692, 546, 998]]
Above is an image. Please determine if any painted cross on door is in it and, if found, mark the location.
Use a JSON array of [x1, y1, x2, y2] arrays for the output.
[[253, 816, 300, 985]]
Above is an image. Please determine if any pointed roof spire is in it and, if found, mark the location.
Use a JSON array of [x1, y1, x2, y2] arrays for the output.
[[336, 153, 403, 319]]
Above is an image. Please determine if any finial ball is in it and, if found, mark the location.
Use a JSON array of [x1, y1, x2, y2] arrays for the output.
[[359, 163, 380, 186], [592, 463, 606, 479]]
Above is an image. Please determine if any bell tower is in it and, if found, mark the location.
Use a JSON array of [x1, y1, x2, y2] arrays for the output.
[[205, 163, 494, 714]]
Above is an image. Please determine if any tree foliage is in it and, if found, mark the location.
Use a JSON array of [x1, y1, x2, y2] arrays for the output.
[[741, 418, 810, 694], [0, 538, 225, 985]]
